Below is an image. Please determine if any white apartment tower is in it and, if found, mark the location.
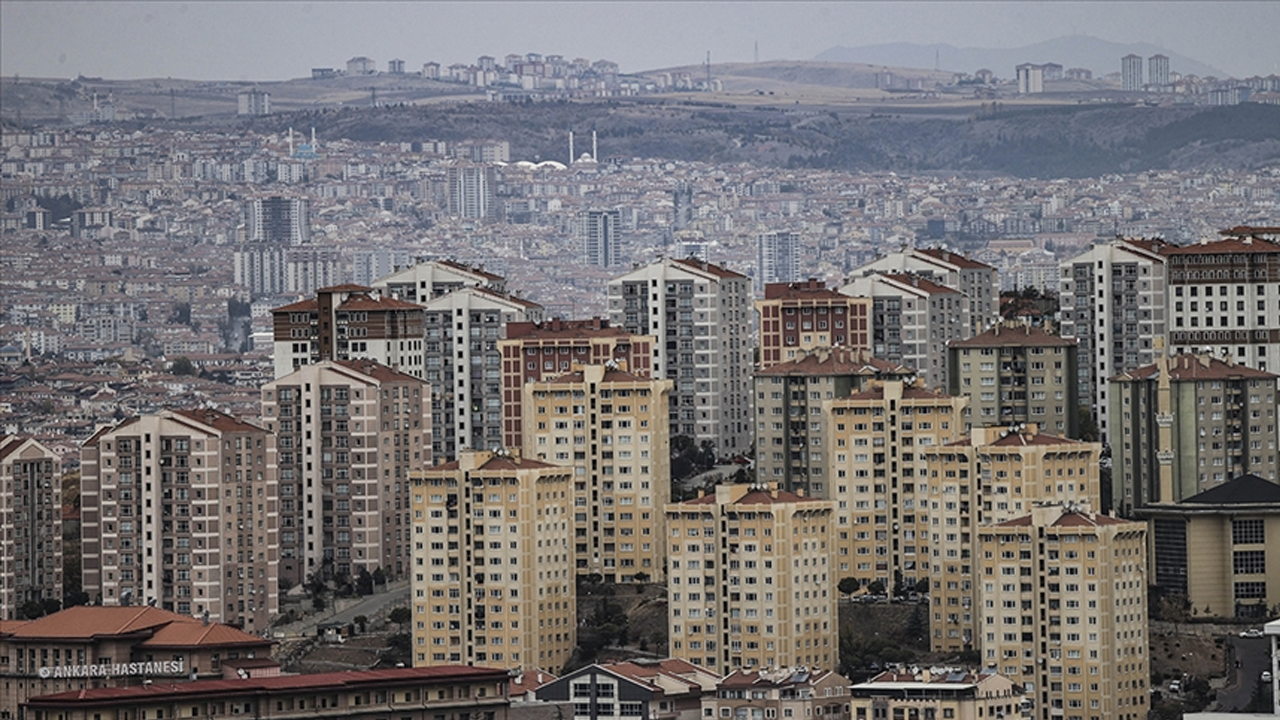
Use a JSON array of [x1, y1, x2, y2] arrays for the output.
[[608, 258, 753, 454]]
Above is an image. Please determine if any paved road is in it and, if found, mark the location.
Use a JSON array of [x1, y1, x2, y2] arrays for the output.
[[274, 580, 410, 638], [1218, 635, 1271, 711]]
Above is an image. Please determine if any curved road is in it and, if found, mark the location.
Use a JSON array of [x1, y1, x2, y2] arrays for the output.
[[1217, 635, 1271, 711]]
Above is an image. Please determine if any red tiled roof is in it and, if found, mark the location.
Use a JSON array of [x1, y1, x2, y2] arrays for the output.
[[140, 621, 271, 648], [428, 453, 567, 472], [878, 273, 959, 295], [339, 294, 424, 311], [333, 359, 424, 384], [1116, 354, 1278, 382], [25, 666, 510, 705], [762, 280, 848, 300], [1161, 235, 1280, 255], [757, 348, 914, 377], [439, 259, 504, 282], [505, 319, 631, 340], [845, 385, 954, 402], [986, 431, 1082, 447], [172, 408, 264, 434], [950, 324, 1075, 348], [271, 298, 318, 314], [671, 257, 747, 279], [682, 487, 823, 506], [317, 283, 374, 293], [3, 606, 198, 640], [915, 247, 995, 271]]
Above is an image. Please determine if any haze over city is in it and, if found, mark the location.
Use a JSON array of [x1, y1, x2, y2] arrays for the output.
[[3, 0, 1280, 80]]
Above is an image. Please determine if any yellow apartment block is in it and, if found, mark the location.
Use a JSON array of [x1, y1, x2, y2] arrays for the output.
[[824, 380, 967, 589], [925, 425, 1100, 653], [522, 362, 672, 582], [409, 451, 575, 670], [979, 504, 1148, 720], [665, 482, 836, 675]]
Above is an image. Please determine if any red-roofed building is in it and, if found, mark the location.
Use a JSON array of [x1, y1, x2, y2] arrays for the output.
[[261, 359, 430, 586], [522, 363, 672, 582], [20, 665, 510, 720], [408, 451, 575, 670], [499, 318, 654, 450], [848, 668, 1021, 720], [0, 434, 62, 621], [978, 504, 1147, 715], [755, 280, 871, 369], [1, 605, 275, 719], [705, 667, 851, 720], [664, 483, 835, 674], [533, 658, 719, 720], [608, 258, 752, 454], [853, 247, 999, 336], [271, 285, 425, 380], [80, 409, 278, 629]]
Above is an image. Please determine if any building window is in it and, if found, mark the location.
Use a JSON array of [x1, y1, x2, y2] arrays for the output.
[[1233, 518, 1265, 545]]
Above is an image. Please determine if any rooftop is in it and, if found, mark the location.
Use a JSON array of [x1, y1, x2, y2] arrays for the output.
[[950, 323, 1075, 348]]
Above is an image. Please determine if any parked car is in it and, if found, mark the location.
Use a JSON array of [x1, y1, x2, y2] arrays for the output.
[[1241, 628, 1265, 638], [1169, 680, 1181, 693], [1262, 671, 1272, 683]]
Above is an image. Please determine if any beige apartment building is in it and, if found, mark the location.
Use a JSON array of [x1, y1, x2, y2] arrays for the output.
[[703, 668, 850, 720], [825, 380, 967, 586], [665, 482, 836, 675], [80, 409, 278, 629], [948, 323, 1080, 437], [1139, 473, 1280, 619], [755, 279, 871, 369], [755, 347, 914, 498], [409, 450, 575, 670], [522, 363, 672, 582], [924, 426, 1100, 653], [261, 359, 430, 586], [0, 434, 62, 620], [979, 504, 1148, 720], [849, 669, 1023, 720], [1110, 353, 1279, 514]]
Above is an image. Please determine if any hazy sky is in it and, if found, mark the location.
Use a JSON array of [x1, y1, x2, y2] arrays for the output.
[[3, 1, 1278, 81]]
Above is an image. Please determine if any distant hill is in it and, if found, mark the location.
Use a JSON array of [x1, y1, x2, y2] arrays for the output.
[[815, 36, 1229, 80]]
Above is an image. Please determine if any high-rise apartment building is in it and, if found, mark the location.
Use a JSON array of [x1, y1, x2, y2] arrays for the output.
[[80, 409, 278, 629], [825, 381, 968, 588], [1163, 229, 1280, 372], [756, 231, 802, 291], [948, 323, 1080, 437], [376, 258, 507, 304], [672, 182, 694, 231], [447, 164, 497, 220], [1016, 64, 1044, 94], [755, 347, 914, 496], [499, 318, 654, 450], [0, 435, 62, 620], [237, 90, 271, 116], [271, 284, 425, 379], [608, 258, 753, 454], [924, 426, 1100, 654], [665, 482, 836, 675], [755, 280, 872, 369], [417, 286, 544, 460], [852, 247, 999, 336], [261, 359, 430, 586], [1110, 353, 1279, 514], [522, 363, 672, 581], [978, 504, 1148, 720], [245, 196, 310, 245], [409, 450, 575, 669], [1148, 54, 1170, 88], [1058, 237, 1167, 439], [582, 209, 622, 268], [1121, 54, 1144, 91], [1139, 474, 1280, 620], [840, 273, 969, 391], [236, 196, 314, 297]]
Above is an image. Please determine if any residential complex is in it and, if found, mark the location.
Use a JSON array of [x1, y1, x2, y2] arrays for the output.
[[499, 318, 654, 450], [0, 434, 62, 620], [80, 409, 278, 629], [582, 209, 622, 268], [826, 380, 968, 588], [755, 347, 913, 496], [704, 668, 851, 720], [261, 359, 430, 585], [948, 323, 1080, 438], [1139, 473, 1280, 619], [665, 483, 836, 675], [534, 659, 720, 720], [271, 284, 425, 379], [608, 258, 752, 454], [755, 231, 801, 290], [979, 504, 1148, 720], [1111, 353, 1279, 514], [522, 363, 672, 581], [849, 669, 1023, 720], [755, 280, 871, 369], [409, 450, 575, 670], [853, 247, 999, 337]]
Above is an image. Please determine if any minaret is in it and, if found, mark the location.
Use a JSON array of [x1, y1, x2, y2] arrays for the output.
[[288, 127, 294, 156], [311, 127, 318, 152], [592, 131, 598, 161], [569, 130, 575, 164]]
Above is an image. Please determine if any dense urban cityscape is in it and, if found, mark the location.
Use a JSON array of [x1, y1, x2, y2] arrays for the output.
[[4, 16, 1280, 720]]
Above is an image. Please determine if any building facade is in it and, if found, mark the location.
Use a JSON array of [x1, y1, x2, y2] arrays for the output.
[[80, 409, 278, 629], [979, 504, 1148, 720], [1111, 353, 1279, 514], [608, 258, 753, 454], [851, 247, 999, 337], [755, 231, 801, 291], [849, 669, 1023, 720], [948, 323, 1080, 438], [1121, 54, 1144, 91], [755, 280, 872, 369], [409, 451, 575, 670], [534, 659, 720, 720], [704, 668, 850, 720], [261, 360, 429, 587], [522, 364, 671, 582], [755, 347, 914, 497], [271, 285, 425, 379], [0, 435, 62, 621], [447, 164, 497, 220], [500, 318, 654, 450], [665, 483, 836, 675], [375, 258, 507, 304], [582, 209, 623, 268]]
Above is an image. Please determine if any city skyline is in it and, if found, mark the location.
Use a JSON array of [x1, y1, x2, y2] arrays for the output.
[[2, 1, 1279, 82]]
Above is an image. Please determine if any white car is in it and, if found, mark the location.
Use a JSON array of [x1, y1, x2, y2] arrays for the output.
[[1263, 671, 1273, 683], [1241, 629, 1265, 638]]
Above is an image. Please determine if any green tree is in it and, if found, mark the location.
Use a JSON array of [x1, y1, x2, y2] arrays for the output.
[[170, 357, 196, 376], [353, 614, 368, 633], [838, 577, 861, 596], [389, 606, 412, 628], [867, 579, 886, 595]]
